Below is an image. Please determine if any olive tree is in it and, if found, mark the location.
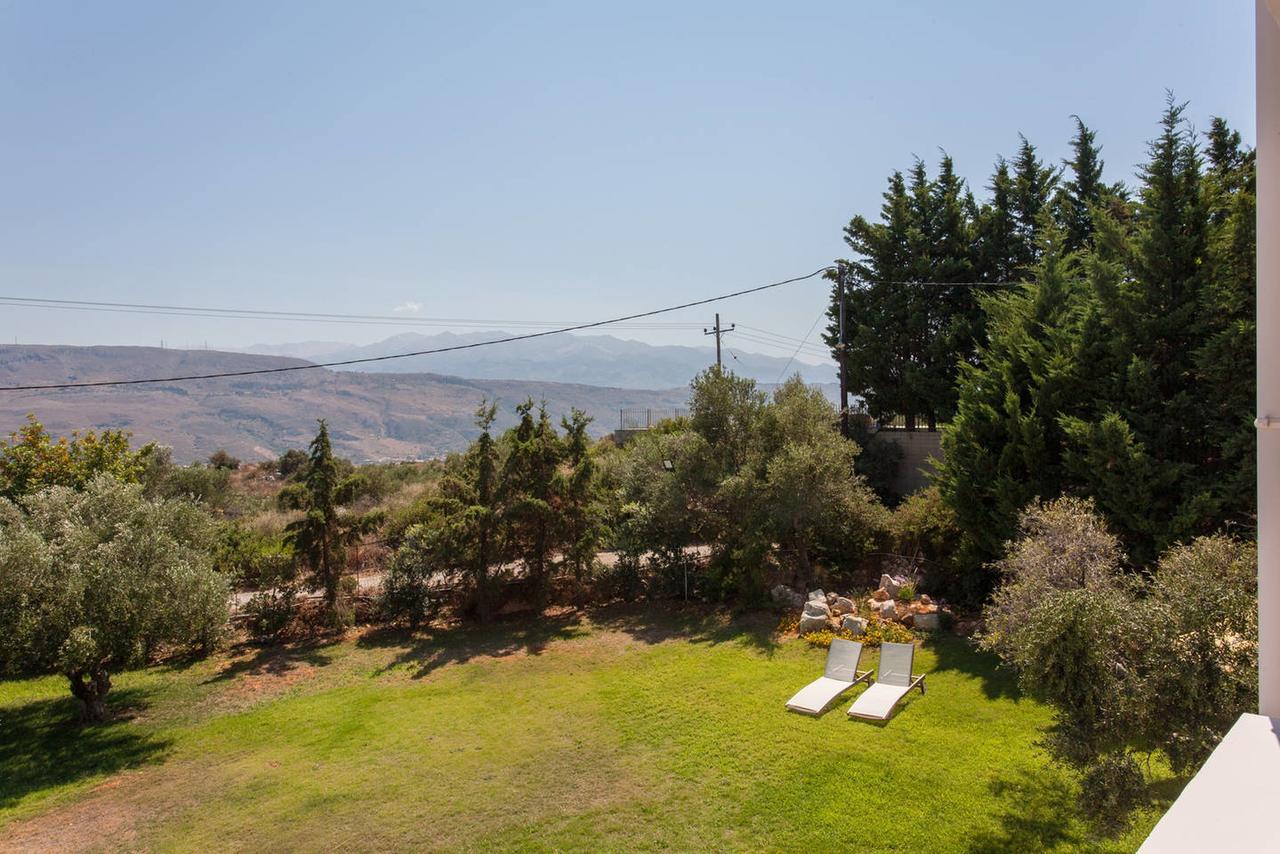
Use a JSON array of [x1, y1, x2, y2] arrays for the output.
[[0, 476, 230, 722], [983, 497, 1258, 832], [748, 377, 885, 586]]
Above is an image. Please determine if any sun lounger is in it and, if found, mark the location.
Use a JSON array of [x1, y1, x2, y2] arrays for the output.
[[848, 641, 925, 720], [785, 638, 871, 715]]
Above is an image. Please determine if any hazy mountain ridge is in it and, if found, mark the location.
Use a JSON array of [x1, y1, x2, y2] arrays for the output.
[[0, 345, 694, 463], [243, 330, 836, 388]]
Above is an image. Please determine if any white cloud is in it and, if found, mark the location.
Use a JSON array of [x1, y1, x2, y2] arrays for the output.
[[392, 301, 422, 315]]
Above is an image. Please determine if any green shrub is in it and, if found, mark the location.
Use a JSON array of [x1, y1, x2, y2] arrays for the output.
[[800, 617, 913, 649], [0, 414, 156, 500], [379, 524, 440, 629], [1079, 754, 1147, 834], [212, 522, 291, 588], [982, 497, 1259, 831], [208, 449, 240, 470], [889, 486, 963, 599], [847, 418, 903, 505], [896, 581, 916, 601], [335, 576, 359, 628], [276, 448, 309, 480], [860, 616, 915, 646], [1138, 535, 1258, 773], [153, 463, 234, 511], [594, 554, 645, 602], [245, 588, 297, 638]]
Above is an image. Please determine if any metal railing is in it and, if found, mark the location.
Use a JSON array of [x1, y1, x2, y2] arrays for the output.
[[619, 408, 686, 431], [873, 414, 939, 431]]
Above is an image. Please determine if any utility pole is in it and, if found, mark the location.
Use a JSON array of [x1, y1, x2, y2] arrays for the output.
[[704, 312, 734, 369], [837, 264, 850, 438]]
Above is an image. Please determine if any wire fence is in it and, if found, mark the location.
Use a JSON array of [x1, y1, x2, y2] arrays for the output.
[[619, 408, 686, 430]]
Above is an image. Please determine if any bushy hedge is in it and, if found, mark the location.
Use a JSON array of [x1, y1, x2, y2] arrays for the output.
[[981, 497, 1257, 830]]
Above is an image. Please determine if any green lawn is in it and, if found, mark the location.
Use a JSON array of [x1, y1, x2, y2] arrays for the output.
[[0, 606, 1175, 851]]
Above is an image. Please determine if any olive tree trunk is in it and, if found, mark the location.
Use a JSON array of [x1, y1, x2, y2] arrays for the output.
[[68, 667, 112, 723]]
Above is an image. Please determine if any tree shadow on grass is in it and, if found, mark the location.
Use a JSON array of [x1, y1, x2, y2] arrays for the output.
[[0, 687, 171, 812], [203, 639, 337, 685], [964, 765, 1185, 852], [358, 603, 781, 678], [921, 633, 1022, 700], [359, 610, 591, 679], [962, 768, 1090, 853], [1144, 773, 1187, 812], [584, 603, 781, 657]]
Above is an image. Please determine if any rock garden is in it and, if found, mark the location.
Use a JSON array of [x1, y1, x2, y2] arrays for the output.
[[773, 574, 947, 642]]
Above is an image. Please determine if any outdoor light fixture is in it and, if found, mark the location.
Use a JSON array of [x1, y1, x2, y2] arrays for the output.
[[661, 459, 675, 472]]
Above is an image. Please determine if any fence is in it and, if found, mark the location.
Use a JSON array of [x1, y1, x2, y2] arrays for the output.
[[618, 408, 686, 431], [869, 413, 939, 431]]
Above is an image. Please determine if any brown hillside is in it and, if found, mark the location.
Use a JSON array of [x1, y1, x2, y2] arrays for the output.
[[0, 345, 690, 462]]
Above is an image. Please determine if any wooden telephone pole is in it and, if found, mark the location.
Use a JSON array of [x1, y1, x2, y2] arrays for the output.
[[704, 313, 735, 369], [837, 263, 850, 437]]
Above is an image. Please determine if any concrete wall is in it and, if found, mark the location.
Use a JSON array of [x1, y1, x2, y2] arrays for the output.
[[877, 429, 943, 497]]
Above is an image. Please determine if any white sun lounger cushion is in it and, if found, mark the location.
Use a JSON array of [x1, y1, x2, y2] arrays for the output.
[[848, 641, 925, 720], [847, 682, 911, 720], [785, 638, 868, 715]]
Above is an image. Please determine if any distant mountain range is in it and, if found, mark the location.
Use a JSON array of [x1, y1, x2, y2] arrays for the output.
[[0, 345, 834, 464], [242, 331, 837, 389]]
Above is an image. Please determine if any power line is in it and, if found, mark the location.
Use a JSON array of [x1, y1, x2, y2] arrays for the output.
[[0, 267, 834, 391], [0, 278, 1026, 334], [0, 296, 703, 331], [730, 330, 827, 358], [735, 324, 822, 346], [731, 326, 828, 352], [774, 307, 829, 385], [733, 326, 829, 354]]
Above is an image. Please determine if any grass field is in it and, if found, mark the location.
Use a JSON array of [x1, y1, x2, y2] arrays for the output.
[[0, 606, 1175, 852]]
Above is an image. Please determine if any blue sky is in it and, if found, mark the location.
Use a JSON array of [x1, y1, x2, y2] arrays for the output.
[[0, 1, 1255, 361]]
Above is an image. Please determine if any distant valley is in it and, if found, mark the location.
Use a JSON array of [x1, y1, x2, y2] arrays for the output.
[[242, 330, 837, 389], [0, 345, 698, 463]]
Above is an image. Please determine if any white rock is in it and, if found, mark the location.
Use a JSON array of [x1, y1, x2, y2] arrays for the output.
[[771, 584, 804, 607], [914, 612, 941, 631], [876, 599, 897, 620], [841, 615, 866, 636], [807, 589, 826, 602], [798, 613, 829, 634], [879, 574, 900, 598], [832, 596, 856, 616], [802, 600, 831, 619]]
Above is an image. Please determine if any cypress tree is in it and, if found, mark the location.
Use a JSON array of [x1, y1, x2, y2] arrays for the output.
[[470, 402, 502, 622], [559, 408, 602, 603], [975, 158, 1020, 283], [936, 234, 1089, 601], [1061, 97, 1216, 562], [922, 154, 981, 426], [829, 169, 924, 423], [828, 156, 983, 427], [1058, 117, 1108, 252], [939, 99, 1255, 586], [501, 399, 564, 609], [1010, 136, 1060, 273], [1195, 117, 1257, 537], [278, 420, 380, 626]]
